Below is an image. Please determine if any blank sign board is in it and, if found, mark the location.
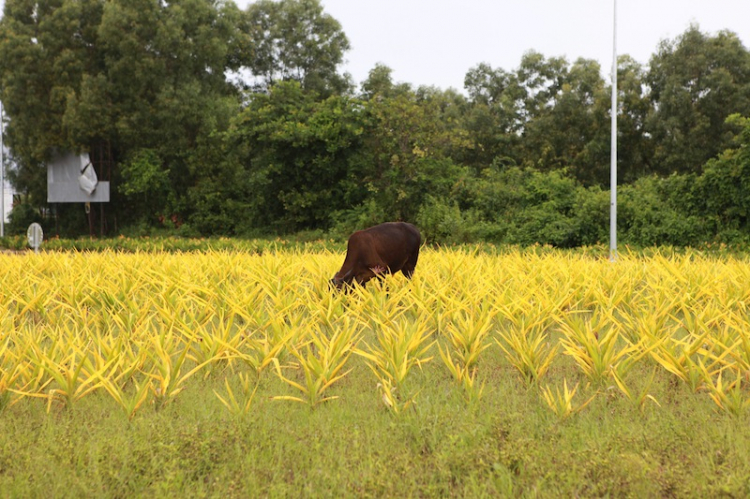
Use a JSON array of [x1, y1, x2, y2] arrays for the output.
[[47, 151, 110, 203]]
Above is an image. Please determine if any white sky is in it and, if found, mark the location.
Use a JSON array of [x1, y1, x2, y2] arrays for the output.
[[274, 0, 750, 92]]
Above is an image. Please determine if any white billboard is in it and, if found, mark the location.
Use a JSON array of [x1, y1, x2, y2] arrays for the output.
[[47, 151, 110, 203]]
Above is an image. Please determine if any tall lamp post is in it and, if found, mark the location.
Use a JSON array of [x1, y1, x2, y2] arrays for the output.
[[610, 0, 618, 261], [1, 100, 4, 239]]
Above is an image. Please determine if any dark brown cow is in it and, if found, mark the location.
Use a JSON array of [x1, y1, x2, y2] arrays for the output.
[[330, 222, 421, 289]]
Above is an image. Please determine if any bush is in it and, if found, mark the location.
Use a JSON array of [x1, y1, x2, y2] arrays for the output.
[[572, 186, 610, 246], [416, 196, 481, 245], [509, 204, 577, 247], [618, 177, 707, 246], [328, 199, 391, 240], [6, 202, 44, 236]]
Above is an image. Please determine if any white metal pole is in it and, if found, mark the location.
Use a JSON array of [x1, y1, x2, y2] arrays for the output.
[[610, 0, 618, 261], [1, 100, 4, 239]]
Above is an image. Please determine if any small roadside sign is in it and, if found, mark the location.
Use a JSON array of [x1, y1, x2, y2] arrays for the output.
[[27, 223, 43, 253]]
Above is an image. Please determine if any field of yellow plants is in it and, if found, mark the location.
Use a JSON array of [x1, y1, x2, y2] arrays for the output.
[[3, 247, 750, 419]]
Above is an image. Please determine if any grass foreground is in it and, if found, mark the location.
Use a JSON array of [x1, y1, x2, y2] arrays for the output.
[[2, 365, 749, 498]]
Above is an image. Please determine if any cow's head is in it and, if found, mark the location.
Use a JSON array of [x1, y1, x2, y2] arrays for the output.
[[329, 276, 343, 289], [330, 265, 387, 291], [329, 269, 353, 290]]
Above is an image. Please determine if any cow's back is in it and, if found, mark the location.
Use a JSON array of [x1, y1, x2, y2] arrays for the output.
[[364, 222, 418, 252], [360, 222, 419, 268]]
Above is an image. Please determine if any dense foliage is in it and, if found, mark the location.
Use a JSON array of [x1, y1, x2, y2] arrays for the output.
[[1, 0, 750, 246]]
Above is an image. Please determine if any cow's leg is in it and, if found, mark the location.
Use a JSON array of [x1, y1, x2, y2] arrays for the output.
[[401, 248, 419, 279]]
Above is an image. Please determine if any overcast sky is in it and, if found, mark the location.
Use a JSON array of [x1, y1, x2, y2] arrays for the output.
[[247, 0, 750, 93]]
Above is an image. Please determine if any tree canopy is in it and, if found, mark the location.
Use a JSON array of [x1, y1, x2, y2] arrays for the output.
[[2, 2, 750, 246]]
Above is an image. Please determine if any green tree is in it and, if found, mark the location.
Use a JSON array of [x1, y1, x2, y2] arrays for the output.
[[461, 62, 524, 172], [463, 53, 615, 187], [646, 25, 750, 175], [519, 56, 610, 186], [360, 63, 417, 100], [694, 115, 750, 239], [118, 149, 172, 226], [0, 0, 244, 231], [347, 84, 465, 227], [241, 0, 351, 96], [616, 55, 653, 183], [226, 81, 363, 233]]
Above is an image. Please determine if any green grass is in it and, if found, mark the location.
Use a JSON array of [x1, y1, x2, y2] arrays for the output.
[[2, 355, 750, 498]]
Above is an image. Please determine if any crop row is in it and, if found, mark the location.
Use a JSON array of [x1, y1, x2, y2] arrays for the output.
[[2, 249, 750, 418]]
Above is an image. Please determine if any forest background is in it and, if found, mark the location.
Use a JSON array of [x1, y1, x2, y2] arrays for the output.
[[2, 0, 750, 247]]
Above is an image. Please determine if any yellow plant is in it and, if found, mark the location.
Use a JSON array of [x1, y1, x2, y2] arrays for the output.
[[33, 344, 114, 412], [495, 313, 558, 385], [540, 379, 596, 420], [272, 324, 359, 409], [186, 310, 243, 378], [438, 343, 484, 404], [611, 366, 660, 413], [357, 318, 434, 412], [443, 311, 493, 372], [375, 378, 414, 415], [357, 318, 435, 390], [0, 338, 30, 411], [145, 331, 214, 410], [702, 369, 750, 417], [101, 374, 152, 421], [647, 330, 720, 392], [3, 246, 750, 418], [214, 373, 260, 417], [557, 312, 647, 387]]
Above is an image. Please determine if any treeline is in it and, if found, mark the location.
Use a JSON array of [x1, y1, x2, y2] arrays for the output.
[[1, 0, 750, 246]]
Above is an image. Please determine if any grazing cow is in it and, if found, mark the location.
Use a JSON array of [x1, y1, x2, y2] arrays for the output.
[[330, 222, 421, 289]]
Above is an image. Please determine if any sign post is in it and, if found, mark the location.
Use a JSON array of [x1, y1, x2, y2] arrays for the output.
[[610, 0, 618, 262], [1, 101, 4, 238], [27, 222, 43, 253]]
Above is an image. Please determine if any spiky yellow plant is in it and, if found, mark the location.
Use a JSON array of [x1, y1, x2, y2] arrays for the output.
[[145, 330, 215, 410], [611, 366, 661, 413], [495, 311, 558, 385], [0, 338, 31, 412], [2, 245, 750, 418], [437, 311, 492, 402], [438, 343, 484, 404], [272, 324, 359, 409], [101, 374, 152, 421], [557, 311, 647, 387], [540, 379, 596, 420], [357, 318, 435, 412], [214, 373, 260, 417], [702, 369, 750, 417]]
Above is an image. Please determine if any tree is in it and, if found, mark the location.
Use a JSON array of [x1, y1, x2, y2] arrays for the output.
[[360, 63, 412, 100], [240, 0, 351, 96], [0, 0, 244, 230], [646, 25, 750, 175], [461, 62, 524, 172], [615, 55, 653, 183], [226, 81, 363, 233], [520, 56, 610, 186], [462, 54, 615, 187], [348, 85, 465, 226], [694, 114, 750, 238]]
